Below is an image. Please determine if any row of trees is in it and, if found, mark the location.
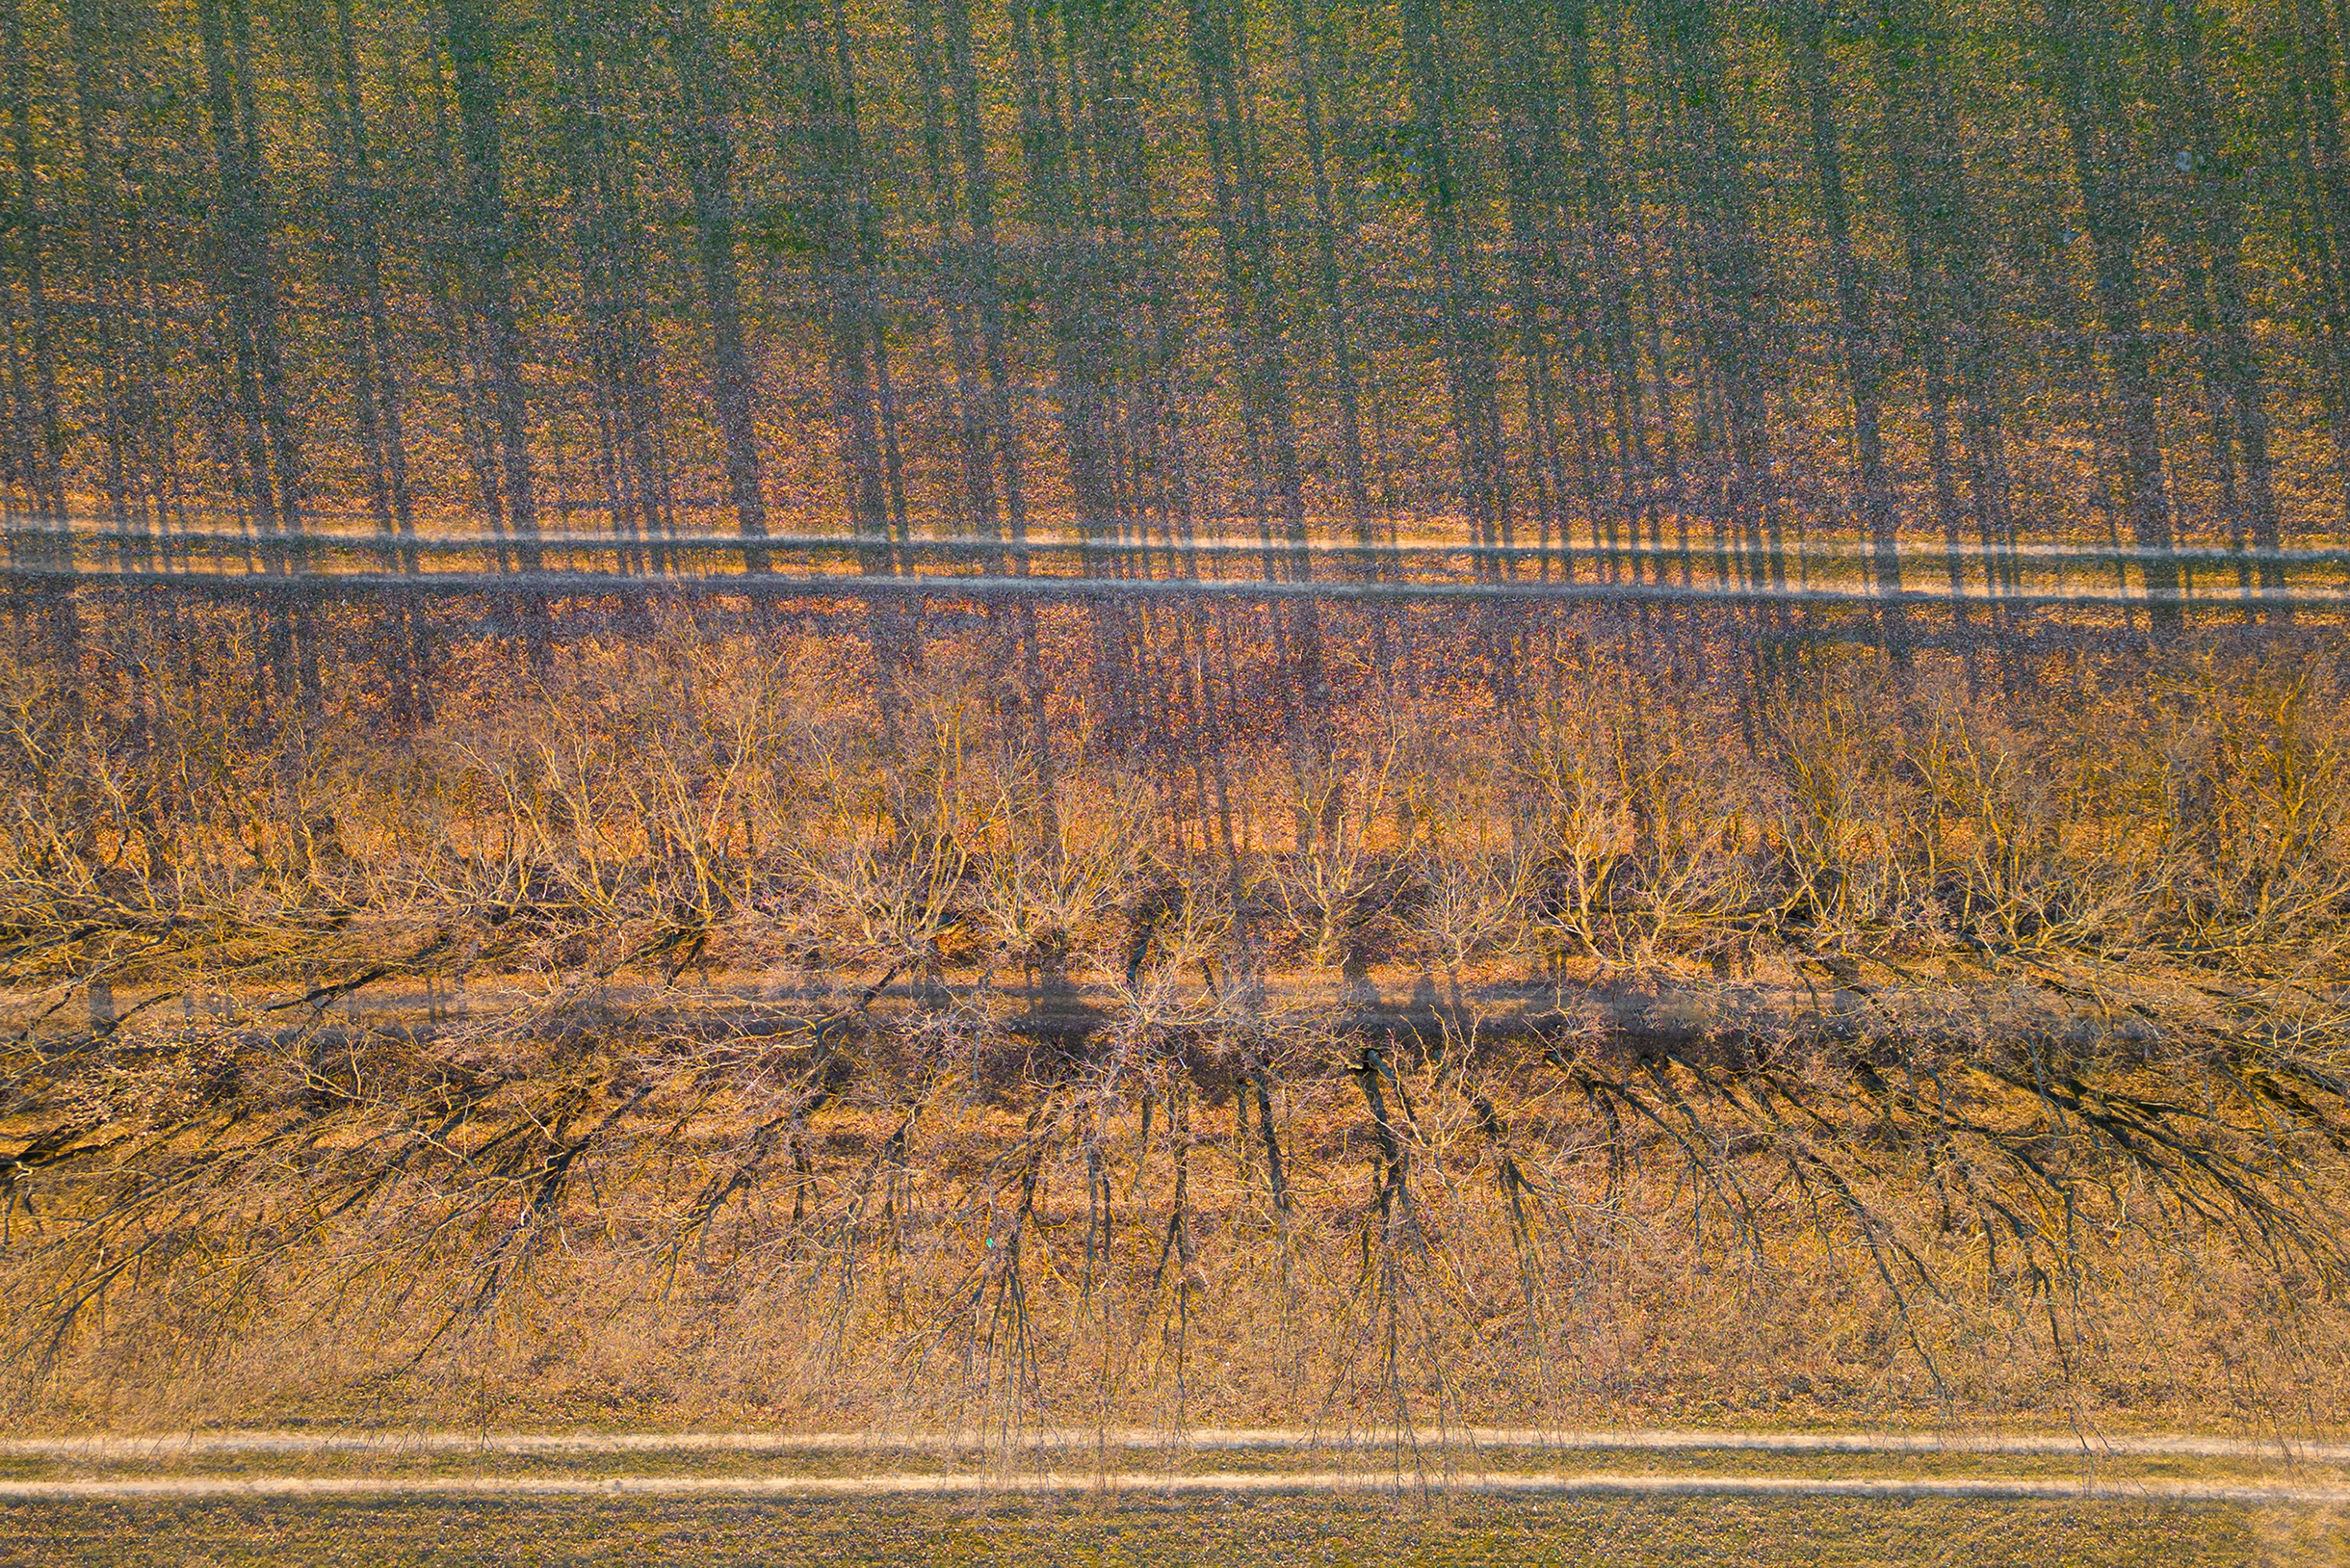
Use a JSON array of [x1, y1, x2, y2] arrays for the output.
[[2, 0, 2346, 689]]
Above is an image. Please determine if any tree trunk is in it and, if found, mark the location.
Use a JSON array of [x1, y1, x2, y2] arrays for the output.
[[2045, 0, 2180, 636], [0, 0, 77, 663], [672, 0, 769, 567], [442, 0, 542, 575], [2163, 0, 2285, 601], [197, 0, 313, 702], [1791, 2, 1902, 622]]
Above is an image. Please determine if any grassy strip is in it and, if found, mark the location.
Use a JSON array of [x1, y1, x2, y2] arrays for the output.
[[0, 1494, 2271, 1567]]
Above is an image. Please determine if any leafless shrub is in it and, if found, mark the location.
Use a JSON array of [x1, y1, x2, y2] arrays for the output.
[[6, 635, 2349, 1439]]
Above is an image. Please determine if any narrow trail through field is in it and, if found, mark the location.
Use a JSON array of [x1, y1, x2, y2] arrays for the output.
[[33, 952, 2246, 1058], [7, 1469, 2350, 1506], [8, 1426, 2350, 1463], [10, 1428, 2350, 1512]]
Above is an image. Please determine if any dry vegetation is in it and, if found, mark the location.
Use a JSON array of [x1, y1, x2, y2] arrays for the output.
[[5, 603, 2350, 1441], [0, 1493, 2283, 1568]]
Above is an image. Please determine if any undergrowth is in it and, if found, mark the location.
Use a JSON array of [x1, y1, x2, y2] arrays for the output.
[[3, 610, 2347, 1438]]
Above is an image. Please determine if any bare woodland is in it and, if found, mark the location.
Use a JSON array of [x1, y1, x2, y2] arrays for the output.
[[3, 0, 2350, 1442]]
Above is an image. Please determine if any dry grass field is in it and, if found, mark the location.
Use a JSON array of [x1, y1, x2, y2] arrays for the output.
[[0, 1492, 2297, 1568]]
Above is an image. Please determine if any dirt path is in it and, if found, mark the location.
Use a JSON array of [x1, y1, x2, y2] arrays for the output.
[[9, 1426, 2346, 1463], [6, 1469, 2350, 1506], [16, 952, 2259, 1063], [10, 1427, 2350, 1510]]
